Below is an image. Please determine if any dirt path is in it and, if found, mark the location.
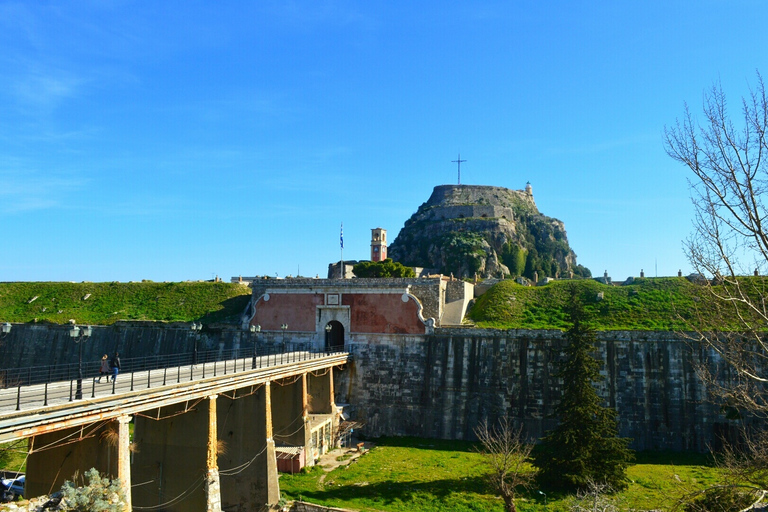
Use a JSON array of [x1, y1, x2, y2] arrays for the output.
[[316, 442, 375, 484]]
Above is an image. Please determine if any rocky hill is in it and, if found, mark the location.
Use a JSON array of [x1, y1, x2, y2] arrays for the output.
[[388, 184, 590, 279]]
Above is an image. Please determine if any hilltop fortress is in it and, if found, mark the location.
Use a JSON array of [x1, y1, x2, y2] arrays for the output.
[[388, 184, 588, 279]]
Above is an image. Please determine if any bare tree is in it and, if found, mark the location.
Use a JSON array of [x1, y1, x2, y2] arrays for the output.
[[474, 417, 534, 512], [570, 480, 624, 512], [664, 72, 768, 416], [665, 72, 768, 510]]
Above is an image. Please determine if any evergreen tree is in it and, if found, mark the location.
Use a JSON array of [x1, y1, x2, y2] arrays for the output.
[[532, 288, 633, 492]]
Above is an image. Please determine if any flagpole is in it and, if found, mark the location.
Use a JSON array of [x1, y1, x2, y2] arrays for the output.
[[340, 222, 344, 279]]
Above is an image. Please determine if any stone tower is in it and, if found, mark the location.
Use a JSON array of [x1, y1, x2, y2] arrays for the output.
[[371, 228, 387, 262]]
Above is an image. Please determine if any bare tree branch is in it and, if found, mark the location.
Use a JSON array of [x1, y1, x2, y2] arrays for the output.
[[474, 418, 534, 512]]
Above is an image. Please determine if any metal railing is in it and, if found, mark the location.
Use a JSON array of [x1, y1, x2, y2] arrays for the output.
[[0, 344, 351, 414]]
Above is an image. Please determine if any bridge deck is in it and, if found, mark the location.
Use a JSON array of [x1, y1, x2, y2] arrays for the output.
[[0, 351, 349, 443]]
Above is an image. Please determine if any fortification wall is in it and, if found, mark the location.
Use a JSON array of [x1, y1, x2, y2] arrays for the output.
[[0, 324, 737, 452], [425, 204, 517, 221], [336, 328, 732, 452], [0, 323, 251, 372]]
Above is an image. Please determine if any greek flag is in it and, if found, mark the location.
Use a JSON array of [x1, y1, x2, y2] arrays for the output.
[[340, 223, 344, 249]]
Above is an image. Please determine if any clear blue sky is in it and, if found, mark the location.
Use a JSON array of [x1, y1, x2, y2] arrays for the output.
[[2, 1, 768, 283]]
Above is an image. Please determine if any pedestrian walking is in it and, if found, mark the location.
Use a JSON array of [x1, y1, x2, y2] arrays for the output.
[[97, 355, 110, 383], [110, 352, 121, 383]]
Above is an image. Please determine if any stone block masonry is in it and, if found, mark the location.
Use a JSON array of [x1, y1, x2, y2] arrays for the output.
[[0, 323, 743, 452], [336, 328, 733, 452]]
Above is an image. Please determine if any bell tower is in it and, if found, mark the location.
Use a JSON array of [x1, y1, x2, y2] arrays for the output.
[[371, 228, 387, 262]]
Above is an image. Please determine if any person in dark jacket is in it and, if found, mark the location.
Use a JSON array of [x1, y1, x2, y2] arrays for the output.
[[110, 352, 121, 383], [97, 354, 110, 383]]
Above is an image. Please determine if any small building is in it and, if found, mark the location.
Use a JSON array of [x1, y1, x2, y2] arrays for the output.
[[275, 446, 305, 474]]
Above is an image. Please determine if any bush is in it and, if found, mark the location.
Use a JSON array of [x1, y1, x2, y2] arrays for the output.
[[353, 259, 416, 278], [682, 486, 760, 512], [59, 468, 126, 512]]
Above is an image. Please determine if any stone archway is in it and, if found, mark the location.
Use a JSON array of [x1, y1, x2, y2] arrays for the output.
[[324, 321, 345, 351]]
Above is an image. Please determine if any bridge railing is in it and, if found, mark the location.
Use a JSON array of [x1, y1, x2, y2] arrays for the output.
[[0, 345, 351, 413]]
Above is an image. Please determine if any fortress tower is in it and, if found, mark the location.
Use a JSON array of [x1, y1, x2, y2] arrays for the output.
[[371, 228, 387, 262]]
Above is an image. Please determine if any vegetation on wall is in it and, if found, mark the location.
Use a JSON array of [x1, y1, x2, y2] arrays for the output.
[[353, 259, 416, 278], [437, 231, 487, 276], [0, 282, 252, 325]]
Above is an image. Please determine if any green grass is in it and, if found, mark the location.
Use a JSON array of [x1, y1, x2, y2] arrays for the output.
[[0, 282, 252, 325], [279, 438, 722, 511], [468, 277, 766, 331], [0, 440, 28, 475]]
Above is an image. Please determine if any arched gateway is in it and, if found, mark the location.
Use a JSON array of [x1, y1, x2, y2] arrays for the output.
[[325, 320, 344, 351]]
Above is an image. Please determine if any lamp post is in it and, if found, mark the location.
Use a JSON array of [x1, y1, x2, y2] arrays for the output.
[[191, 322, 202, 365], [249, 324, 260, 369], [325, 323, 332, 352], [281, 323, 288, 350], [69, 322, 93, 400]]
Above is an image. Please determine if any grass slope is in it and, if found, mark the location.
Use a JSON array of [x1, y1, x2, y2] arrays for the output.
[[0, 282, 252, 325], [468, 277, 754, 331], [279, 438, 720, 511]]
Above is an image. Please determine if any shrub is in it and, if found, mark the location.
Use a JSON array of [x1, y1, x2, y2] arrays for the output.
[[59, 468, 126, 512]]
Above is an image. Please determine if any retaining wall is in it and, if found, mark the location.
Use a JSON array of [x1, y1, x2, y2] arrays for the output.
[[336, 328, 734, 452]]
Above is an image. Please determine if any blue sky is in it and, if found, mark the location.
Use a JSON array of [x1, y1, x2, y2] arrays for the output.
[[2, 1, 768, 282]]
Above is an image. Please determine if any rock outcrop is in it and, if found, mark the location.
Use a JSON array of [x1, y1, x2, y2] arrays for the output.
[[388, 184, 590, 279]]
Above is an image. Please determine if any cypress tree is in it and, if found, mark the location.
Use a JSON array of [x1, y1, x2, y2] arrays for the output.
[[532, 287, 634, 491]]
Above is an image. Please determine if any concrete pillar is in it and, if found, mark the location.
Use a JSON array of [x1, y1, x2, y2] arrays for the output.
[[271, 374, 310, 455], [132, 401, 210, 511], [307, 369, 335, 414], [26, 423, 116, 499], [117, 415, 132, 512], [205, 395, 222, 512], [218, 383, 279, 511]]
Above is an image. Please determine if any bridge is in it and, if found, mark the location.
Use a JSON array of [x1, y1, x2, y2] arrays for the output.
[[0, 346, 350, 511]]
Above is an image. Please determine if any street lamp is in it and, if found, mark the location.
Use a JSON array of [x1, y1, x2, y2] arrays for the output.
[[191, 322, 203, 365], [69, 322, 93, 400], [281, 323, 288, 349], [325, 324, 332, 352], [249, 324, 260, 369]]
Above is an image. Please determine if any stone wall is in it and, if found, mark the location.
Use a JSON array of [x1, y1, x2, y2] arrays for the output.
[[250, 278, 445, 326], [336, 328, 733, 452], [0, 323, 250, 372], [0, 323, 740, 452]]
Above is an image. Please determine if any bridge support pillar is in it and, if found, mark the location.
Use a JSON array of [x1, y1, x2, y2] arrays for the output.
[[205, 395, 222, 512], [271, 374, 311, 461], [308, 367, 336, 414], [132, 400, 215, 511], [218, 382, 279, 511], [26, 422, 118, 499], [117, 415, 132, 511]]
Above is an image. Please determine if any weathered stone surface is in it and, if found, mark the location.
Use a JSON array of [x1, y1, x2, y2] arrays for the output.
[[0, 323, 744, 453], [336, 328, 737, 452], [388, 184, 585, 279]]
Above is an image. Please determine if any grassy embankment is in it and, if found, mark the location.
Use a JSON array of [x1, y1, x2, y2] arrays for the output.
[[0, 277, 756, 331], [0, 281, 252, 325], [280, 437, 719, 511], [468, 277, 765, 331]]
